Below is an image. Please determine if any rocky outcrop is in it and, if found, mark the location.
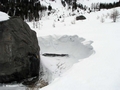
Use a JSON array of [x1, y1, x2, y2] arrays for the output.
[[0, 17, 40, 86], [76, 15, 86, 20]]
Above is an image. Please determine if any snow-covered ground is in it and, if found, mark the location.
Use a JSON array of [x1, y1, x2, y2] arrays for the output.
[[0, 5, 120, 90], [30, 7, 120, 90]]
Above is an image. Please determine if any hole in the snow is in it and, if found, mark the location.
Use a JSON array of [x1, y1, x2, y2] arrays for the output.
[[38, 35, 95, 88]]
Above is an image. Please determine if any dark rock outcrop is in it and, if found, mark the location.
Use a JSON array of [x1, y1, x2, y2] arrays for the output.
[[0, 17, 40, 86], [76, 15, 86, 20]]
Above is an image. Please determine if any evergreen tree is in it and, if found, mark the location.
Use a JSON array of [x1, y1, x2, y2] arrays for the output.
[[110, 9, 119, 22], [48, 5, 52, 11], [61, 0, 66, 7], [64, 0, 71, 5], [72, 0, 77, 11]]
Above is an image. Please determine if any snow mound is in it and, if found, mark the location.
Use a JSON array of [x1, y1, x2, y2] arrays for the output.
[[38, 35, 94, 83], [0, 12, 9, 22]]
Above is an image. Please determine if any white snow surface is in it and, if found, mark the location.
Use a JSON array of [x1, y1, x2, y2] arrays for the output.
[[0, 12, 9, 22], [32, 7, 120, 90], [38, 35, 94, 83], [0, 4, 120, 90]]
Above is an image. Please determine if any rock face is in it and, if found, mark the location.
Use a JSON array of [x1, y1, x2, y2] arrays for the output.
[[0, 17, 40, 86]]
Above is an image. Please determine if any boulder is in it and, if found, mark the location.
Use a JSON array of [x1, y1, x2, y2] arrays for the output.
[[76, 15, 86, 20], [0, 17, 40, 86]]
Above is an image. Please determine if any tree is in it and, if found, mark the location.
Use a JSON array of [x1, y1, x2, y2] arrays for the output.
[[48, 5, 52, 11], [61, 0, 66, 7], [0, 0, 47, 21], [110, 9, 119, 22], [100, 17, 105, 23], [72, 1, 77, 11]]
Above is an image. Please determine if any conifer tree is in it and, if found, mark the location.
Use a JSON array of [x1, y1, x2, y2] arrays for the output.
[[48, 5, 52, 11], [110, 9, 119, 22]]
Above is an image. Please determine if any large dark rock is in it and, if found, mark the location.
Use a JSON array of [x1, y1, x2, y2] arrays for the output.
[[0, 17, 40, 86], [76, 15, 86, 20]]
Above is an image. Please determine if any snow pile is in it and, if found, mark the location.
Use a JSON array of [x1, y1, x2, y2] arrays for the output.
[[0, 12, 9, 22], [39, 35, 94, 83]]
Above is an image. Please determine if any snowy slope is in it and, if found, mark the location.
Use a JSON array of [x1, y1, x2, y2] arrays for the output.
[[37, 7, 120, 90]]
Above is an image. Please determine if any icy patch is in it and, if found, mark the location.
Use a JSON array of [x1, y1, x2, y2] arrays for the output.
[[0, 12, 9, 22], [38, 35, 94, 83]]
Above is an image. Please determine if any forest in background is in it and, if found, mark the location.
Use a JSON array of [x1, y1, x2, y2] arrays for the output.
[[0, 0, 120, 21]]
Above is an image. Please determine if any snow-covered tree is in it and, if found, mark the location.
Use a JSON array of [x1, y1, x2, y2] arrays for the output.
[[100, 17, 105, 23], [110, 9, 119, 22]]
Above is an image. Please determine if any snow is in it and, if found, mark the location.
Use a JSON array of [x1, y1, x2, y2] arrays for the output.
[[0, 12, 9, 22], [39, 35, 94, 83], [39, 22, 120, 90], [0, 2, 120, 90], [37, 8, 120, 90]]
